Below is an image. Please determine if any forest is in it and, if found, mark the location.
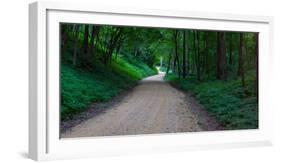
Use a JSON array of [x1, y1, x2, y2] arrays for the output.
[[60, 23, 258, 131]]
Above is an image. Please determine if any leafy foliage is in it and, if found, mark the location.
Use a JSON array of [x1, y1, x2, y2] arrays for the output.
[[165, 73, 258, 129], [61, 23, 258, 130], [61, 57, 156, 120], [111, 56, 157, 80]]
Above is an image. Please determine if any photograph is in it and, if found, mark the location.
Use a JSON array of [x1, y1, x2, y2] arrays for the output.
[[59, 23, 259, 138]]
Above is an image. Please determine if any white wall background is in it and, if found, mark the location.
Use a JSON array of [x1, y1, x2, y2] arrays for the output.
[[0, 0, 280, 162]]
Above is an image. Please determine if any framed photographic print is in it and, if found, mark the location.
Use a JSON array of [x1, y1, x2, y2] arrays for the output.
[[29, 1, 274, 161]]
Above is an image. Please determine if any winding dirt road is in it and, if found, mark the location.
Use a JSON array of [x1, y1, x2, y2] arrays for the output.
[[62, 73, 220, 138]]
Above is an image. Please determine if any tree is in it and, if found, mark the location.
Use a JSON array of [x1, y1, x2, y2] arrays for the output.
[[216, 32, 227, 80], [166, 52, 172, 74], [186, 31, 190, 75], [88, 26, 100, 59], [229, 33, 233, 64], [72, 24, 80, 66], [193, 30, 202, 81], [182, 30, 187, 78], [115, 35, 125, 59], [83, 25, 89, 56], [103, 27, 123, 64], [191, 30, 197, 75], [61, 24, 68, 55], [254, 33, 259, 95], [173, 30, 181, 78], [196, 31, 201, 80], [62, 23, 258, 92], [238, 33, 245, 87], [204, 32, 210, 78]]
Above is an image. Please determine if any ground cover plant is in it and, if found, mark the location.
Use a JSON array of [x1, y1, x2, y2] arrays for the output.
[[60, 23, 258, 131]]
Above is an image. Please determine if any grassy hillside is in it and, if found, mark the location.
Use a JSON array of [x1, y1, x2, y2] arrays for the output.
[[111, 57, 157, 80], [165, 73, 258, 130], [61, 56, 157, 120]]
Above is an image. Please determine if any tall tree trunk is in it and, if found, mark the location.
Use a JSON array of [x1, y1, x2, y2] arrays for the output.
[[216, 32, 221, 79], [205, 32, 210, 79], [187, 31, 190, 75], [173, 35, 177, 74], [61, 24, 68, 55], [166, 52, 172, 74], [88, 26, 99, 59], [254, 33, 259, 95], [104, 28, 123, 65], [182, 30, 187, 78], [72, 25, 80, 66], [192, 30, 197, 75], [238, 33, 245, 87], [216, 32, 227, 80], [172, 31, 177, 73], [202, 32, 207, 78], [238, 34, 243, 77], [172, 54, 176, 72], [83, 25, 89, 57], [221, 32, 227, 80], [173, 30, 181, 78], [196, 31, 201, 81], [229, 33, 233, 64], [176, 52, 181, 78]]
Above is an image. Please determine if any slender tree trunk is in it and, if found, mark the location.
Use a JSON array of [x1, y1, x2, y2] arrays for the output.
[[72, 25, 80, 66], [216, 32, 227, 80], [196, 31, 201, 81], [176, 52, 181, 78], [202, 32, 208, 78], [173, 32, 177, 74], [166, 52, 172, 74], [254, 33, 259, 95], [216, 32, 221, 79], [192, 30, 197, 75], [221, 32, 227, 80], [83, 25, 89, 58], [238, 33, 245, 87], [229, 33, 233, 64], [172, 54, 176, 72], [205, 32, 210, 79], [238, 34, 243, 77], [95, 27, 100, 54], [61, 24, 68, 55], [104, 28, 123, 65], [182, 30, 187, 78], [172, 31, 177, 73], [173, 30, 181, 78], [88, 26, 99, 59], [186, 31, 190, 75]]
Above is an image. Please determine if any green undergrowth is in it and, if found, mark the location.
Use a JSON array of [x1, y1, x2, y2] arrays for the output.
[[111, 56, 157, 80], [164, 73, 258, 130], [61, 56, 157, 120]]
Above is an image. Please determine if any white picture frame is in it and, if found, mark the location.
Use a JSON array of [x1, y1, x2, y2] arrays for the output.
[[29, 1, 274, 161]]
